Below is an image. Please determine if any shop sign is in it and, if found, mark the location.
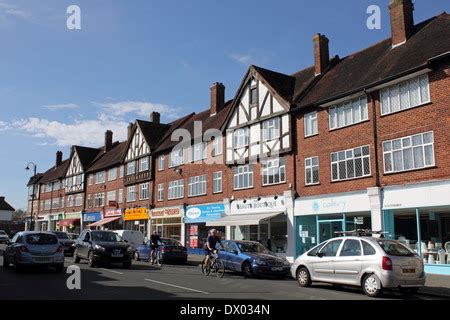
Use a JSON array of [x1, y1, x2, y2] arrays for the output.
[[65, 212, 82, 219], [354, 217, 364, 225], [295, 192, 370, 216], [185, 204, 225, 223], [150, 207, 182, 218], [50, 214, 60, 221], [83, 212, 102, 222], [231, 196, 286, 215], [124, 208, 149, 221], [104, 209, 122, 218]]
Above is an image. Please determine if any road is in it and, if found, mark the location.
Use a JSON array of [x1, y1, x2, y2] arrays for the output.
[[0, 244, 437, 300]]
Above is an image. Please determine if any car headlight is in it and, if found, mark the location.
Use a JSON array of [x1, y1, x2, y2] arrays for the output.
[[126, 246, 133, 252], [94, 244, 105, 251], [254, 258, 267, 266], [283, 259, 291, 266]]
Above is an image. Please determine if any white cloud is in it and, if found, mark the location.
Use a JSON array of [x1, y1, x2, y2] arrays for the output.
[[10, 117, 128, 147], [42, 103, 80, 111], [230, 53, 253, 65], [0, 120, 8, 130], [230, 50, 274, 66], [95, 100, 180, 119], [0, 2, 30, 19]]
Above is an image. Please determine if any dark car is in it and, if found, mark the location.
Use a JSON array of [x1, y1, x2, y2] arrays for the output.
[[52, 231, 75, 256], [135, 238, 188, 264], [73, 230, 133, 268], [218, 240, 291, 279]]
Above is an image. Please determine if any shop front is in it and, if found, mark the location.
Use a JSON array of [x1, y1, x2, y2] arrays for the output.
[[184, 203, 226, 254], [382, 180, 450, 276], [82, 212, 102, 229], [294, 191, 373, 257], [209, 195, 290, 256], [88, 209, 123, 230], [58, 212, 82, 234], [124, 208, 149, 239], [150, 206, 184, 244], [49, 213, 63, 231], [36, 215, 49, 231]]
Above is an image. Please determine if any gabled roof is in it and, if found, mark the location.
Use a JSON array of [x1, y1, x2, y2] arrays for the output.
[[39, 159, 70, 184], [73, 146, 103, 170], [252, 65, 296, 102], [0, 197, 15, 212], [295, 12, 450, 108], [27, 173, 44, 187], [155, 101, 233, 153], [86, 141, 128, 173]]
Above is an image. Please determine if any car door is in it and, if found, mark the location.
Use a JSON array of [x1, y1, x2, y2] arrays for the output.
[[228, 242, 243, 271], [333, 239, 363, 285], [312, 239, 343, 282], [218, 241, 231, 269]]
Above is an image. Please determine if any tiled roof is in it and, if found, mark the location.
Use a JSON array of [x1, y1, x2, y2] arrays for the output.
[[86, 141, 128, 173], [73, 146, 103, 170], [27, 173, 44, 186], [39, 159, 70, 184], [0, 197, 14, 211]]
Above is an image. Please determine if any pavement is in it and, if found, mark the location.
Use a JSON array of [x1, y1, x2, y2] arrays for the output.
[[0, 246, 448, 300]]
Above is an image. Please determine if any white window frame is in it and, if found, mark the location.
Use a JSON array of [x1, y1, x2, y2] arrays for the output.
[[107, 168, 117, 181], [329, 96, 369, 130], [331, 145, 371, 182], [118, 189, 123, 204], [233, 165, 254, 190], [382, 131, 435, 174], [157, 183, 164, 202], [305, 156, 320, 185], [191, 142, 207, 162], [168, 179, 184, 200], [233, 127, 249, 149], [44, 200, 51, 210], [94, 193, 105, 207], [262, 158, 286, 186], [380, 74, 430, 116], [169, 148, 184, 168], [119, 165, 124, 178], [158, 155, 165, 171], [87, 194, 93, 208], [126, 161, 136, 176], [140, 182, 150, 200], [88, 174, 94, 186], [213, 171, 223, 194], [304, 112, 318, 137], [107, 191, 116, 204], [127, 186, 136, 202], [75, 194, 83, 207], [139, 157, 149, 172], [95, 171, 105, 184], [262, 117, 281, 141], [188, 175, 207, 197], [213, 136, 222, 156]]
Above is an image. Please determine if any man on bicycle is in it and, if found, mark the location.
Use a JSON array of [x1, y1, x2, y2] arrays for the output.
[[204, 229, 223, 267], [150, 231, 161, 264]]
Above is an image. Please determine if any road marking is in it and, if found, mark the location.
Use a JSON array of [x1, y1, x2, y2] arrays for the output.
[[100, 268, 123, 275], [144, 278, 209, 295]]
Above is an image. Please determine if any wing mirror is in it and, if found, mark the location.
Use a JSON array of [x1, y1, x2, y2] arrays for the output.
[[232, 250, 239, 255]]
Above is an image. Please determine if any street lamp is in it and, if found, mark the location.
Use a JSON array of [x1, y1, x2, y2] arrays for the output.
[[25, 162, 37, 231]]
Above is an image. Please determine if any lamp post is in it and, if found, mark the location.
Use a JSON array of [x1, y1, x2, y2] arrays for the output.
[[26, 162, 37, 231]]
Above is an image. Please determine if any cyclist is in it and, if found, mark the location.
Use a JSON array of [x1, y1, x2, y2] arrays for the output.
[[203, 229, 223, 267], [150, 231, 161, 264]]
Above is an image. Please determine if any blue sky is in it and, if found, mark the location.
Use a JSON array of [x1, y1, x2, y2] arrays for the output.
[[0, 0, 448, 210]]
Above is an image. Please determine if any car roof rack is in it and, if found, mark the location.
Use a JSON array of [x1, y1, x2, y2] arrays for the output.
[[334, 229, 388, 237]]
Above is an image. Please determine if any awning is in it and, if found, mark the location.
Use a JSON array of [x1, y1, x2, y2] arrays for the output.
[[87, 216, 121, 227], [206, 212, 283, 227], [58, 218, 80, 227]]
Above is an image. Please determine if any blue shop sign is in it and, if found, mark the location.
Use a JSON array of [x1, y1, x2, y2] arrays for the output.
[[185, 204, 225, 223], [83, 212, 102, 222]]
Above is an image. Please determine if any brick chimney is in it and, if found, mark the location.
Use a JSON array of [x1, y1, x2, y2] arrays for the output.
[[127, 123, 134, 140], [105, 130, 113, 152], [210, 82, 225, 116], [56, 151, 63, 167], [389, 0, 414, 48], [151, 111, 160, 124], [314, 33, 330, 76]]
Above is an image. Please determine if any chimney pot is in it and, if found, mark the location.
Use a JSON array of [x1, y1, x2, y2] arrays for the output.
[[105, 130, 113, 152], [151, 111, 160, 124], [210, 82, 225, 116], [314, 33, 330, 76], [389, 0, 414, 47], [56, 151, 63, 167]]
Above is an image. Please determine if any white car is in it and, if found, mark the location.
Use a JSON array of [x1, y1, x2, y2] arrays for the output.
[[0, 230, 9, 244], [112, 230, 144, 251], [290, 235, 426, 297]]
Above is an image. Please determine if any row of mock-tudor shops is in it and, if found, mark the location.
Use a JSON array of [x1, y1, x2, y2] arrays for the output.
[[26, 2, 450, 274]]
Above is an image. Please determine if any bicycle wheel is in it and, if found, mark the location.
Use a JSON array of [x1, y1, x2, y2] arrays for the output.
[[214, 259, 225, 278], [201, 260, 211, 276]]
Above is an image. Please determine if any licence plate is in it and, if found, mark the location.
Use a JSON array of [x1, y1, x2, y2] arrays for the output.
[[271, 267, 283, 271], [402, 268, 416, 274], [111, 253, 123, 258]]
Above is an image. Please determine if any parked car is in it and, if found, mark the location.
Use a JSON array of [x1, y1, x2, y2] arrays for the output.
[[291, 236, 426, 297], [0, 230, 9, 244], [112, 230, 144, 251], [218, 240, 290, 279], [135, 238, 187, 264], [73, 230, 133, 268], [67, 233, 79, 241], [2, 231, 65, 273], [52, 231, 75, 256]]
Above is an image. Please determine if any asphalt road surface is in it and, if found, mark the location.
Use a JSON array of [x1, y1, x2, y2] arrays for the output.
[[0, 244, 438, 300]]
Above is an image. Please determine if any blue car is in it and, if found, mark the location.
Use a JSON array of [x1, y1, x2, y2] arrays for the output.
[[218, 240, 291, 279], [134, 238, 188, 264]]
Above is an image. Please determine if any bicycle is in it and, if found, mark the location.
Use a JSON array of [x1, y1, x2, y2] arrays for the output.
[[150, 247, 163, 268], [201, 252, 225, 278]]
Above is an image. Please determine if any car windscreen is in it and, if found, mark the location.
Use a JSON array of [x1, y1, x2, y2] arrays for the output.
[[0, 231, 6, 235], [53, 232, 69, 239], [237, 242, 270, 254], [25, 233, 58, 245], [91, 231, 121, 242], [377, 240, 416, 256]]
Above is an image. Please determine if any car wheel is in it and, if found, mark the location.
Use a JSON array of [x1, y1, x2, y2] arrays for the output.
[[399, 287, 419, 296], [123, 260, 132, 269], [55, 264, 65, 273], [362, 274, 383, 297], [134, 251, 139, 261], [73, 249, 81, 263], [242, 261, 253, 278], [87, 251, 96, 268], [296, 267, 312, 287]]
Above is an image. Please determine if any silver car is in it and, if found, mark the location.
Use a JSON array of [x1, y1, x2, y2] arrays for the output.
[[0, 230, 9, 244], [2, 231, 65, 273], [290, 236, 426, 297]]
